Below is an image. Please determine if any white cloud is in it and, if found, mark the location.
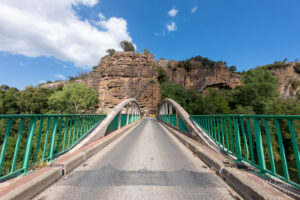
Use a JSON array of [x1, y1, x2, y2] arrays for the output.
[[0, 0, 133, 68], [62, 65, 68, 68], [19, 62, 26, 66], [168, 8, 178, 17], [191, 6, 198, 13], [55, 73, 67, 80], [166, 22, 177, 32], [39, 80, 46, 84]]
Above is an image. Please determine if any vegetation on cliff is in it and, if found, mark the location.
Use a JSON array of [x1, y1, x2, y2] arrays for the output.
[[120, 40, 135, 52]]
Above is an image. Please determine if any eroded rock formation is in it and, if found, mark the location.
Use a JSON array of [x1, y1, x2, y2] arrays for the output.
[[86, 52, 241, 114], [41, 52, 300, 115]]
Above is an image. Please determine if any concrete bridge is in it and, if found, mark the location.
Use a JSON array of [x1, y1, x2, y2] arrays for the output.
[[0, 98, 299, 200]]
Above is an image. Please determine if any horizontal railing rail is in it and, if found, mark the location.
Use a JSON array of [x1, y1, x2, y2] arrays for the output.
[[190, 115, 300, 189], [0, 114, 106, 181]]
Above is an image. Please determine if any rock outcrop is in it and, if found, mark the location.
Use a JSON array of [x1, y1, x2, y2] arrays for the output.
[[41, 52, 300, 115], [271, 63, 300, 98], [156, 60, 241, 93], [87, 52, 160, 115], [86, 52, 241, 115]]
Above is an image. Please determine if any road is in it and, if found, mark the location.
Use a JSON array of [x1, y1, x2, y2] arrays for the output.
[[34, 118, 234, 200]]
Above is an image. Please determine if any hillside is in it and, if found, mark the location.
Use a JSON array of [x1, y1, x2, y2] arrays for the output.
[[41, 52, 300, 115]]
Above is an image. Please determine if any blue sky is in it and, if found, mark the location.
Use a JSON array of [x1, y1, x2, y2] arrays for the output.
[[0, 0, 300, 89]]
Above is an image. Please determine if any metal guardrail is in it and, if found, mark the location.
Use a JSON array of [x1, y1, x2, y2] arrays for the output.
[[190, 115, 300, 189], [158, 114, 189, 133], [105, 114, 141, 135], [0, 114, 106, 180]]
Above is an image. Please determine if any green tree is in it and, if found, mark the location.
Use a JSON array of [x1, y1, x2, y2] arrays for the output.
[[106, 49, 116, 56], [0, 85, 19, 114], [160, 82, 188, 108], [186, 89, 204, 114], [48, 83, 99, 114], [142, 48, 150, 55], [120, 41, 135, 52], [229, 65, 237, 72], [17, 86, 53, 114], [231, 68, 279, 114], [203, 89, 230, 114]]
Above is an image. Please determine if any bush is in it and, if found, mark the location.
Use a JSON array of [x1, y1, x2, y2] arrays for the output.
[[263, 61, 287, 70], [229, 65, 237, 72], [294, 63, 300, 74], [156, 66, 168, 84], [176, 60, 192, 72], [190, 55, 216, 67], [106, 49, 116, 56], [120, 41, 135, 51]]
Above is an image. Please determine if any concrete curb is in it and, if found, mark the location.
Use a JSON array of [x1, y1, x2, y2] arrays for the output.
[[1, 168, 62, 200], [159, 122, 295, 200], [0, 119, 143, 200]]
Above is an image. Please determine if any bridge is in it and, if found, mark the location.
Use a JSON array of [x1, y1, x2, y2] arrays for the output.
[[0, 98, 299, 199]]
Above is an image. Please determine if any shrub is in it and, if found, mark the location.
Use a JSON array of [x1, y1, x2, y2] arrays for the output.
[[120, 41, 135, 51], [229, 66, 237, 72], [294, 63, 300, 74], [106, 49, 116, 56], [156, 66, 168, 84]]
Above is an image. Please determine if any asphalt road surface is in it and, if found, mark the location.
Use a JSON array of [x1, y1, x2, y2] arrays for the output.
[[34, 118, 234, 200]]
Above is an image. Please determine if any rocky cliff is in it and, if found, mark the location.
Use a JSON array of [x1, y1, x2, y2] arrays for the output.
[[271, 63, 300, 98], [41, 52, 300, 115], [85, 52, 241, 114], [156, 59, 241, 94], [87, 52, 161, 114]]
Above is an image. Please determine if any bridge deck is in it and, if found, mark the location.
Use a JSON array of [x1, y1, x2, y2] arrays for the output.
[[33, 118, 234, 200]]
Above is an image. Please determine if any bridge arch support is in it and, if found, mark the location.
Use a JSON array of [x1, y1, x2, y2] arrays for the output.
[[157, 98, 221, 153], [71, 98, 142, 152]]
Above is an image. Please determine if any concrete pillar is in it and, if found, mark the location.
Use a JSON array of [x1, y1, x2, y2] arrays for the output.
[[176, 112, 179, 129], [126, 104, 129, 125], [131, 102, 134, 123], [118, 111, 121, 129], [169, 103, 172, 125]]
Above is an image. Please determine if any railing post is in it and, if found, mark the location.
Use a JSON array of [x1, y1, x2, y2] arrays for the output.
[[131, 103, 133, 123], [176, 112, 179, 129], [233, 117, 242, 161], [253, 118, 266, 173], [169, 104, 172, 125], [0, 118, 13, 175], [23, 117, 37, 173], [49, 117, 59, 161], [118, 111, 122, 129], [126, 104, 129, 125]]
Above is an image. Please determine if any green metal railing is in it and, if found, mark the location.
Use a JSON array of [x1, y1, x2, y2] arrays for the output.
[[191, 115, 300, 189], [105, 113, 141, 135], [158, 114, 189, 134], [0, 114, 106, 181]]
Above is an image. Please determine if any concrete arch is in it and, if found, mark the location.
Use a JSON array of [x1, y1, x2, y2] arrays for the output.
[[71, 98, 142, 152], [158, 98, 221, 153]]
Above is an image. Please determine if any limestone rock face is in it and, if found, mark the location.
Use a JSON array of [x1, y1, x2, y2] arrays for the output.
[[41, 52, 300, 115], [87, 52, 160, 115], [272, 63, 300, 98], [156, 60, 241, 93], [86, 52, 241, 114]]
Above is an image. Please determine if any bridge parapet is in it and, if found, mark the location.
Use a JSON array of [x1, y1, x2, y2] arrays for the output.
[[158, 98, 300, 190], [0, 98, 142, 181], [157, 98, 221, 153], [0, 114, 106, 181], [70, 98, 142, 152]]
